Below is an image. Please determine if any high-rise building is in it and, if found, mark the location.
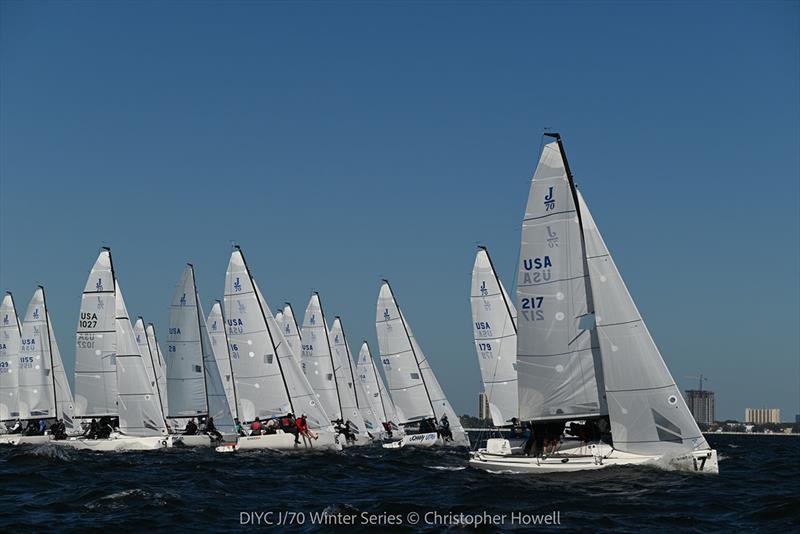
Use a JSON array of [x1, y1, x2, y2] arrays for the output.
[[686, 389, 715, 424], [478, 392, 491, 420], [744, 408, 781, 424]]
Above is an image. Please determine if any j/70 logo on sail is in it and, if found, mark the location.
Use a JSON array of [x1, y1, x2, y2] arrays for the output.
[[544, 186, 555, 211], [233, 277, 242, 292]]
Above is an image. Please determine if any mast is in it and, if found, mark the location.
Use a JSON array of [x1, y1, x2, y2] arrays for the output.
[[216, 299, 240, 419], [383, 280, 436, 420], [335, 316, 360, 408], [316, 293, 343, 418], [139, 316, 169, 428], [235, 246, 294, 415], [40, 286, 59, 418], [365, 341, 388, 422], [544, 132, 607, 414], [188, 264, 210, 415]]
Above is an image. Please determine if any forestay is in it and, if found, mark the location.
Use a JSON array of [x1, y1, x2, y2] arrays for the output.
[[578, 190, 709, 455], [0, 293, 21, 421], [301, 294, 341, 421], [471, 247, 519, 426], [75, 249, 118, 417], [516, 141, 602, 421]]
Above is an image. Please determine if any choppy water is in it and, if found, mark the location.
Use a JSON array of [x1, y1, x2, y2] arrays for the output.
[[0, 434, 797, 532]]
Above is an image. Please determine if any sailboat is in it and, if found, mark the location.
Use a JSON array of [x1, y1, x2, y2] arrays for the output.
[[376, 280, 469, 448], [58, 248, 172, 450], [5, 287, 75, 445], [0, 292, 21, 441], [469, 134, 718, 473], [206, 301, 238, 420], [216, 247, 340, 452], [166, 264, 236, 446], [355, 341, 404, 440], [145, 322, 169, 417], [134, 318, 169, 424], [301, 293, 367, 445], [471, 247, 519, 427], [329, 317, 381, 440]]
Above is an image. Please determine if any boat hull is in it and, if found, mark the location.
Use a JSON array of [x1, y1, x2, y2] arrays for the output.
[[215, 430, 341, 453], [0, 435, 52, 446], [469, 439, 719, 474], [382, 432, 441, 449], [52, 434, 173, 451]]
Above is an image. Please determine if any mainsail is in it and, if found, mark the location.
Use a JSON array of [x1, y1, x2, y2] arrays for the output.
[[134, 318, 165, 413], [115, 285, 168, 437], [516, 140, 602, 421], [301, 293, 341, 421], [145, 323, 169, 416], [471, 247, 519, 426], [207, 301, 238, 420], [330, 317, 375, 432], [376, 281, 468, 444], [355, 341, 401, 429], [578, 190, 709, 455], [75, 248, 118, 417], [280, 303, 304, 368], [0, 293, 21, 421]]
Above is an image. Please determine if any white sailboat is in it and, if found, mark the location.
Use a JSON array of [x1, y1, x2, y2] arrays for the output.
[[469, 134, 718, 473], [279, 303, 303, 368], [301, 293, 367, 444], [329, 317, 381, 440], [0, 293, 22, 439], [207, 301, 239, 421], [355, 341, 404, 439], [166, 264, 236, 446], [376, 281, 469, 448], [144, 322, 169, 417], [216, 247, 340, 452], [58, 249, 172, 450], [470, 247, 519, 427], [8, 287, 75, 445]]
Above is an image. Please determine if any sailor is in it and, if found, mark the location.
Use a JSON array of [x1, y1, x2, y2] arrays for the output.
[[8, 419, 23, 434], [98, 416, 114, 439], [382, 421, 393, 438], [84, 418, 100, 439], [295, 414, 317, 442], [204, 417, 222, 442], [234, 418, 246, 436], [37, 419, 47, 435], [439, 414, 452, 442], [183, 418, 198, 436], [249, 417, 262, 435], [51, 419, 67, 440], [343, 420, 356, 444], [285, 413, 299, 444], [23, 420, 38, 436]]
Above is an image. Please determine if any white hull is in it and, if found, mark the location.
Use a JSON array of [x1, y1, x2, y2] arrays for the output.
[[382, 432, 441, 449], [469, 439, 719, 474], [0, 435, 52, 446], [52, 434, 173, 451], [172, 434, 212, 447], [216, 430, 341, 453]]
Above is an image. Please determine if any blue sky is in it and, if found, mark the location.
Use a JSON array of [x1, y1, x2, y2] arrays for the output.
[[1, 1, 797, 421]]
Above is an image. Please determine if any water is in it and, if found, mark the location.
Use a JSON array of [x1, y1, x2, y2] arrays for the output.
[[0, 434, 797, 532]]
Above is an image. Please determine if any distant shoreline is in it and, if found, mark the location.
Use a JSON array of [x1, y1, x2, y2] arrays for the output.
[[463, 428, 800, 437]]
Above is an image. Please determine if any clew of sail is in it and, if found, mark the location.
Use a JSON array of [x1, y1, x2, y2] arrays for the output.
[[516, 141, 602, 421], [470, 247, 519, 426], [75, 249, 118, 418], [0, 293, 21, 421], [578, 190, 709, 455]]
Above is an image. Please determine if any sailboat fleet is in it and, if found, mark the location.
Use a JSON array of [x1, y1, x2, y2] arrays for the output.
[[0, 134, 717, 474]]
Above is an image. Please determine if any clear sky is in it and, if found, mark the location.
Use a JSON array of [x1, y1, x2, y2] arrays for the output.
[[1, 1, 798, 421]]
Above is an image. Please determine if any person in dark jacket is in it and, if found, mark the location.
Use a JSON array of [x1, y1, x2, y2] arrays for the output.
[[183, 418, 198, 435]]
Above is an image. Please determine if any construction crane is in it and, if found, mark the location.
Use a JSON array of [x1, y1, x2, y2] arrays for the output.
[[685, 374, 708, 391]]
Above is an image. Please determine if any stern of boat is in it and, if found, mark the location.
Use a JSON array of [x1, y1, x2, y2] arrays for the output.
[[668, 449, 719, 474]]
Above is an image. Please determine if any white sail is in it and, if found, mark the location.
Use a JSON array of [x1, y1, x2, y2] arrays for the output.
[[145, 323, 169, 416], [0, 293, 21, 421], [516, 141, 602, 421], [329, 317, 373, 433], [115, 285, 168, 437], [301, 294, 341, 421], [356, 341, 402, 428], [471, 247, 519, 426], [18, 288, 55, 419], [166, 266, 208, 417], [224, 249, 294, 422], [196, 297, 236, 433], [578, 190, 709, 455], [134, 318, 169, 422], [207, 301, 238, 420], [47, 307, 75, 429], [253, 281, 332, 431], [280, 303, 304, 368], [376, 281, 468, 445], [75, 249, 118, 417]]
